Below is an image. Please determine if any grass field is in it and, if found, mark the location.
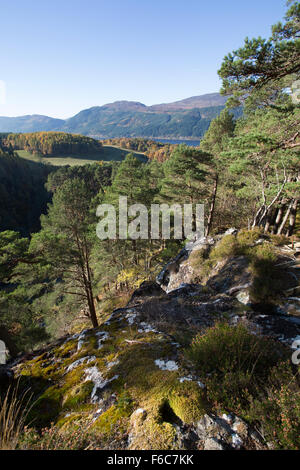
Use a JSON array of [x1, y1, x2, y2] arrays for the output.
[[16, 145, 147, 166]]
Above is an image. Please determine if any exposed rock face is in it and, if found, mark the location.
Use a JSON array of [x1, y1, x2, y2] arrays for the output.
[[156, 248, 189, 289], [156, 237, 215, 292], [155, 230, 300, 348], [196, 413, 264, 450], [206, 255, 251, 295], [11, 280, 268, 450], [128, 408, 266, 450], [129, 281, 166, 303]]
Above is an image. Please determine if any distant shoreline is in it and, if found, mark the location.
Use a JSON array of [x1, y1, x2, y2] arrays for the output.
[[96, 137, 201, 147]]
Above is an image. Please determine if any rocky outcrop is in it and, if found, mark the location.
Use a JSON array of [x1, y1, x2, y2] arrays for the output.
[[156, 236, 215, 292], [9, 229, 300, 450], [129, 408, 266, 450], [10, 279, 269, 450], [155, 230, 300, 347]]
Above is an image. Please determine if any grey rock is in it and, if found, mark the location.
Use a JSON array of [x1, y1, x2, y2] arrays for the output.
[[223, 228, 238, 236], [203, 438, 225, 450], [236, 290, 251, 305], [185, 236, 215, 253]]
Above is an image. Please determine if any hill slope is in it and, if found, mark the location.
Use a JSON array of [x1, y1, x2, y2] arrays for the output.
[[0, 150, 53, 234], [63, 105, 226, 139], [0, 115, 64, 133], [0, 94, 229, 139], [149, 93, 228, 112], [8, 232, 300, 450]]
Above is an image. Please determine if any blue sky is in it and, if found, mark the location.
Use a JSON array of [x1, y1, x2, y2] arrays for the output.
[[1, 0, 287, 118]]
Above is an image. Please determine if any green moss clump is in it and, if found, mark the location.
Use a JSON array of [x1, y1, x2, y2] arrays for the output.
[[62, 381, 94, 410], [28, 385, 64, 427], [165, 381, 208, 423], [53, 340, 77, 358], [92, 404, 131, 435], [210, 234, 241, 261]]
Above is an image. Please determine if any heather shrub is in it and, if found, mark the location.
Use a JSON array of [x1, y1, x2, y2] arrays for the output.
[[248, 362, 300, 450], [186, 322, 288, 412], [249, 244, 283, 302], [236, 227, 263, 246]]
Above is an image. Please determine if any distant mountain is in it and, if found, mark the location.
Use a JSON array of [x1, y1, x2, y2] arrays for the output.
[[0, 114, 64, 133], [149, 93, 228, 112], [0, 93, 231, 139], [63, 105, 227, 139], [100, 101, 147, 112]]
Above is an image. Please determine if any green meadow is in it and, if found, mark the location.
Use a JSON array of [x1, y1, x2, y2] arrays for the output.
[[16, 145, 147, 166]]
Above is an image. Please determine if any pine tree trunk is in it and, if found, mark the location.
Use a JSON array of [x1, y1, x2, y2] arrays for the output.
[[277, 200, 293, 235], [286, 199, 298, 237], [264, 210, 272, 233], [251, 206, 264, 229], [85, 254, 98, 328], [272, 204, 286, 234], [205, 175, 218, 237], [86, 288, 98, 328]]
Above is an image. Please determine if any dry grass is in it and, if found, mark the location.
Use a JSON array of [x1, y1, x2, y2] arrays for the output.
[[0, 382, 32, 450]]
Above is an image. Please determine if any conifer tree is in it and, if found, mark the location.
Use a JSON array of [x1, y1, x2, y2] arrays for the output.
[[30, 178, 99, 327], [158, 145, 211, 235]]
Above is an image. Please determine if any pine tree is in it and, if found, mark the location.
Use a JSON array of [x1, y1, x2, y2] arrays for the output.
[[30, 178, 99, 328], [218, 1, 300, 107], [158, 145, 212, 235], [200, 110, 236, 235]]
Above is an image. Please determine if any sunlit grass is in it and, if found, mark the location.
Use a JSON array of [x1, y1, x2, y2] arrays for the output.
[[16, 146, 147, 167], [0, 382, 32, 450]]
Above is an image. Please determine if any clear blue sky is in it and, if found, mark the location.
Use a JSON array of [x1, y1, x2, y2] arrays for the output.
[[0, 0, 287, 118]]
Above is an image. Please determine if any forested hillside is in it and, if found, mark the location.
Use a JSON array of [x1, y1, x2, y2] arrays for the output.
[[0, 148, 53, 234], [0, 132, 103, 157], [62, 105, 227, 138], [102, 137, 177, 161]]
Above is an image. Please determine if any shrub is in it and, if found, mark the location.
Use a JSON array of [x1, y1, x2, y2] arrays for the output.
[[249, 244, 282, 302], [189, 230, 285, 303], [269, 234, 289, 246], [185, 322, 288, 411], [189, 248, 213, 282], [186, 322, 283, 377], [248, 362, 300, 450], [19, 425, 103, 450], [236, 227, 263, 246], [189, 248, 207, 271]]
